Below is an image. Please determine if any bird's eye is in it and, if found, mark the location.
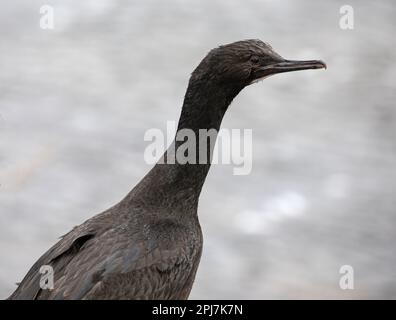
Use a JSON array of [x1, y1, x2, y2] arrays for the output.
[[250, 55, 260, 64]]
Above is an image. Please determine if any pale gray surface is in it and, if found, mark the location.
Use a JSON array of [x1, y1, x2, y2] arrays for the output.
[[1, 0, 395, 299]]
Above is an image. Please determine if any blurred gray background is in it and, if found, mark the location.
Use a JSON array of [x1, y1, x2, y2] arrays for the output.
[[1, 0, 395, 299]]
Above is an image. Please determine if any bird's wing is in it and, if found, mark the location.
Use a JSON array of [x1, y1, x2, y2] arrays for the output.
[[9, 217, 201, 300], [8, 223, 96, 300]]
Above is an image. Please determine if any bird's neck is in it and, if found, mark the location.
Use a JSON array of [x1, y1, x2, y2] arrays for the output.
[[130, 80, 241, 213], [177, 80, 237, 132]]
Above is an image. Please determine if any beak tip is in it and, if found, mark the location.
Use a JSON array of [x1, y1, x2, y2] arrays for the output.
[[318, 60, 327, 70]]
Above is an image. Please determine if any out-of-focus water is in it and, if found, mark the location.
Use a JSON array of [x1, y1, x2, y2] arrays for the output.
[[1, 0, 395, 299]]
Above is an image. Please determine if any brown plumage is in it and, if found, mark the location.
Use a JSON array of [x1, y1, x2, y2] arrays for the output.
[[9, 39, 325, 300]]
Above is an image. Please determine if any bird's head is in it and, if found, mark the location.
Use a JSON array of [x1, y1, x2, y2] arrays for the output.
[[191, 39, 326, 90]]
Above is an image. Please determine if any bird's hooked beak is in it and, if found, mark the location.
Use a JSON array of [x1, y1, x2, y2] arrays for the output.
[[251, 58, 326, 84], [270, 59, 327, 73]]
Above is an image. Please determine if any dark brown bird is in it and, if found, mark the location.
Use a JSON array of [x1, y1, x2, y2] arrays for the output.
[[9, 39, 325, 300]]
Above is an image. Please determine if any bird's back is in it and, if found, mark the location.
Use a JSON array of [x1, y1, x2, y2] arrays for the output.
[[9, 202, 203, 300]]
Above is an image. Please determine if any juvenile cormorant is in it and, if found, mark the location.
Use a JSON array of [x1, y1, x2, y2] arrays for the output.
[[9, 39, 325, 299]]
